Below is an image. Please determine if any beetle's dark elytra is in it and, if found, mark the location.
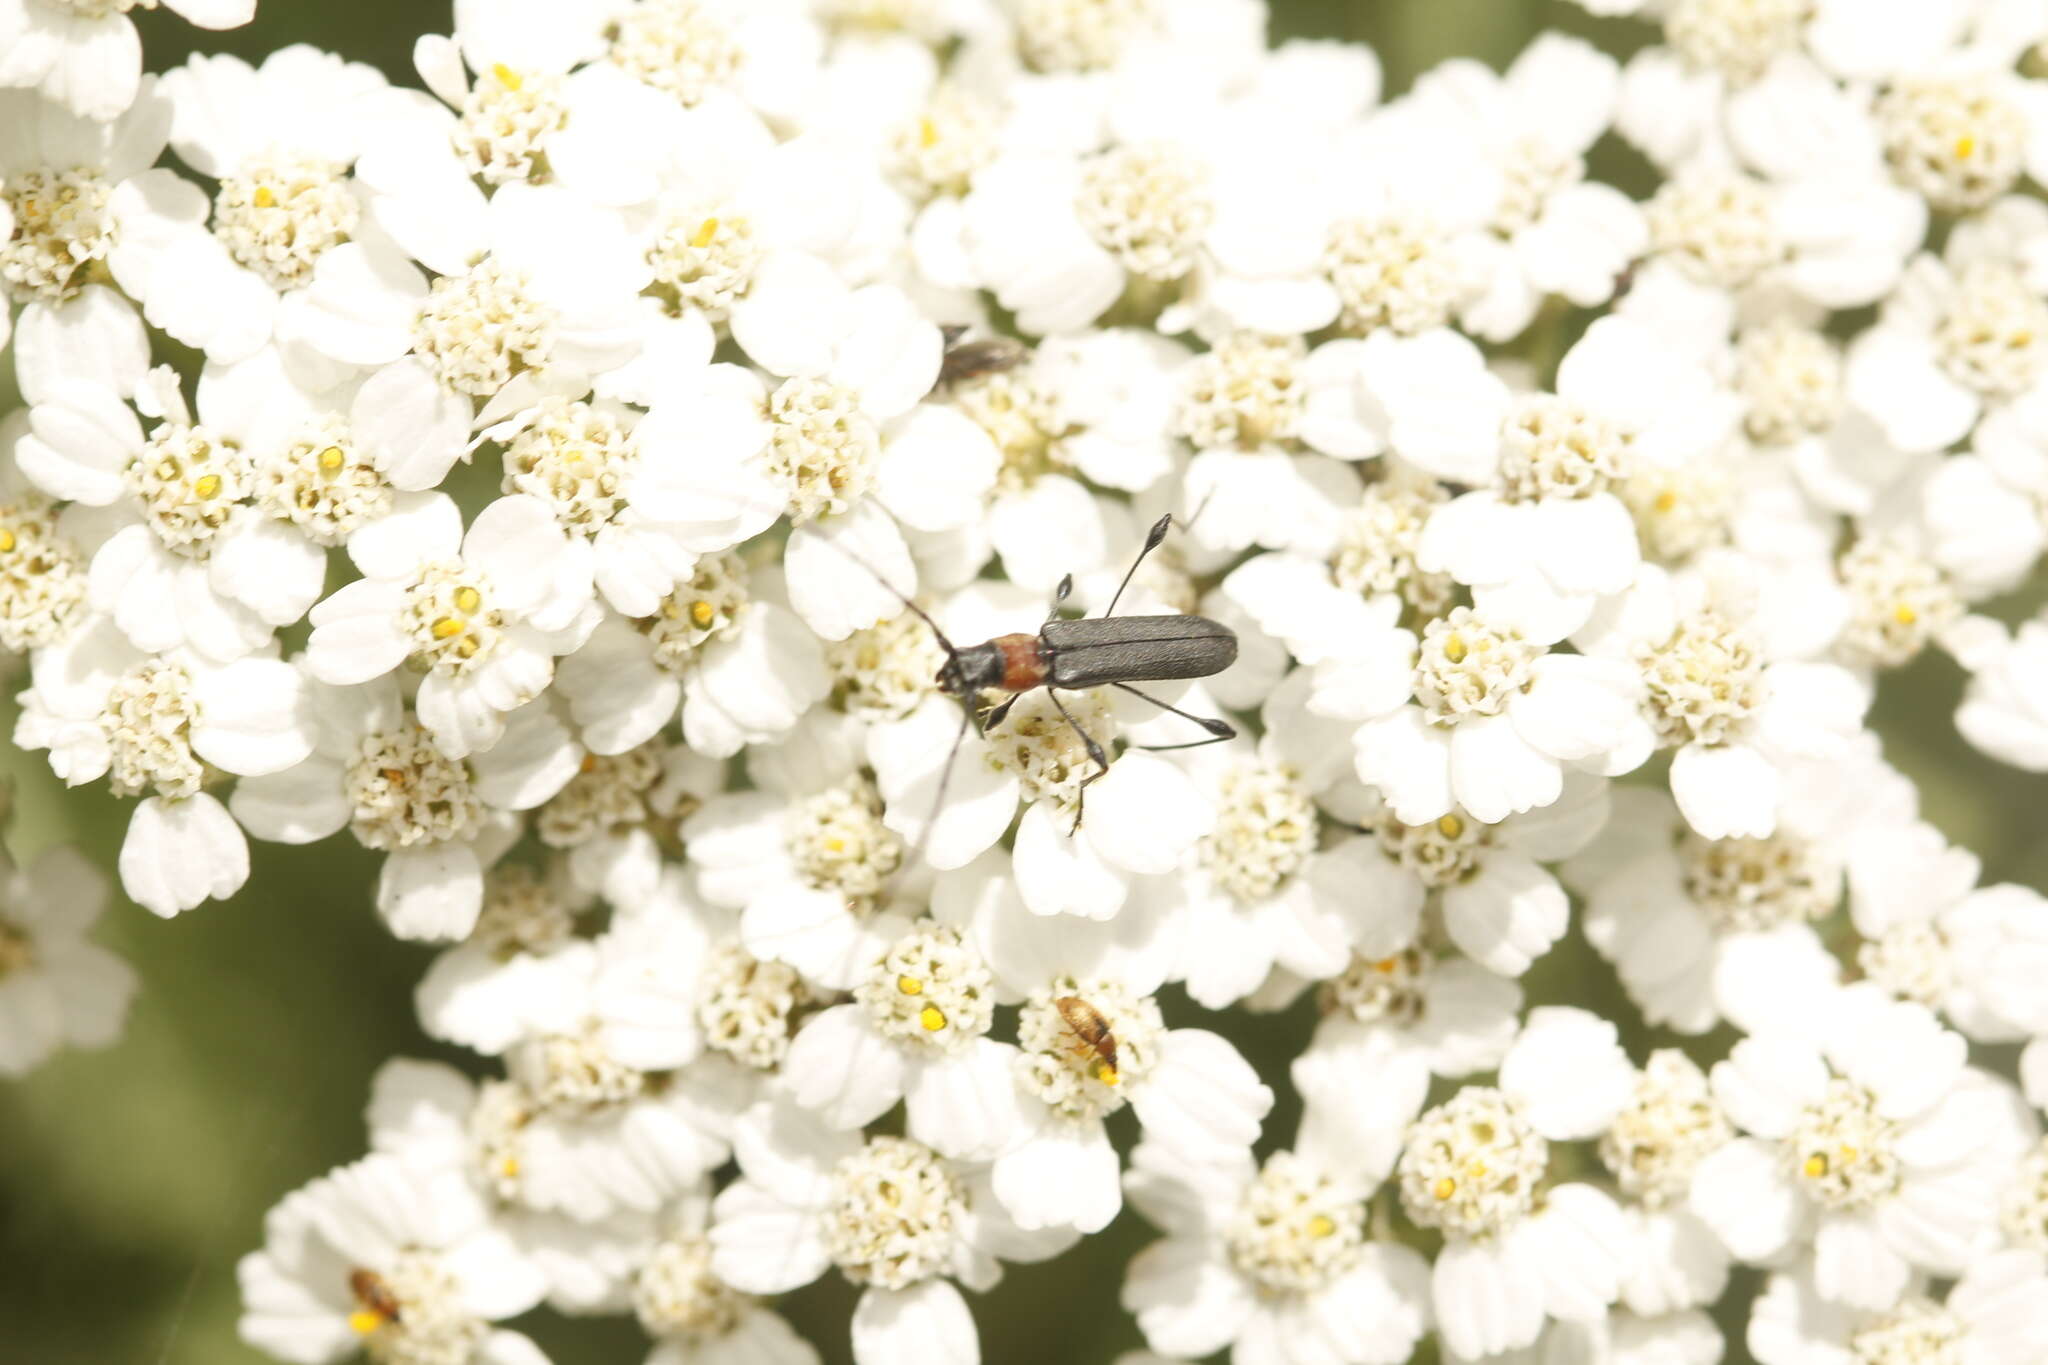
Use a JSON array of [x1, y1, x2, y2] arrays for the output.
[[1042, 614, 1239, 689]]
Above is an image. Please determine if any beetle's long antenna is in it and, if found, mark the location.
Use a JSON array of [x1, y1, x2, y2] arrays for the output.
[[806, 530, 981, 874], [905, 704, 973, 874], [808, 532, 961, 658], [1103, 514, 1173, 619]]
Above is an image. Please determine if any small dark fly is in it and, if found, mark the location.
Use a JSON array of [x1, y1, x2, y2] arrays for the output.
[[935, 326, 1031, 390]]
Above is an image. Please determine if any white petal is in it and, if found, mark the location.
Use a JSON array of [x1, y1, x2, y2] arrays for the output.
[[1449, 713, 1563, 825], [119, 793, 249, 917], [1433, 1236, 1546, 1361], [875, 405, 1000, 533], [1081, 753, 1213, 876], [189, 657, 313, 775], [1713, 1036, 1830, 1139], [903, 1038, 1027, 1161], [709, 1179, 832, 1295], [1122, 1235, 1257, 1358], [1534, 494, 1640, 594], [1354, 709, 1454, 825], [1670, 742, 1780, 839], [1441, 853, 1569, 977], [376, 843, 484, 941], [1812, 1212, 1912, 1312], [1510, 654, 1642, 764], [990, 1119, 1121, 1233], [1128, 1027, 1273, 1159], [850, 1281, 979, 1365], [1012, 801, 1127, 920], [1500, 1006, 1633, 1138], [782, 1004, 908, 1131], [356, 359, 472, 491], [209, 515, 328, 627], [1688, 1137, 1810, 1262], [786, 502, 916, 642], [347, 490, 461, 580]]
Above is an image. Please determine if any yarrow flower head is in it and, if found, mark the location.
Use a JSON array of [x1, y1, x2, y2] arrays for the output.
[[9, 4, 2048, 1365]]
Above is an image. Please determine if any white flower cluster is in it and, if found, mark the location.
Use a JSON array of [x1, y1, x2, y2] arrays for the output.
[[11, 0, 2048, 1362]]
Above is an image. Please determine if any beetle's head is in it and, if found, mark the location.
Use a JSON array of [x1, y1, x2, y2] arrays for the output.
[[937, 645, 1004, 699]]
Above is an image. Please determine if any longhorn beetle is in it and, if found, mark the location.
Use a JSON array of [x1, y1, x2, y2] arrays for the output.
[[839, 512, 1239, 841]]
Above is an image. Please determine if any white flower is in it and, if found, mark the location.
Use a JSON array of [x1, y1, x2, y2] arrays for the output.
[[0, 415, 93, 654], [951, 335, 1175, 590], [1954, 615, 2048, 769], [1137, 736, 1380, 1006], [1840, 817, 2048, 1037], [413, 862, 597, 1056], [306, 492, 593, 759], [1690, 986, 2027, 1311], [961, 140, 1216, 336], [1644, 152, 1925, 315], [0, 0, 253, 122], [1393, 1008, 1639, 1359], [371, 3, 606, 197], [483, 395, 775, 619], [598, 0, 822, 125], [633, 1184, 821, 1365], [157, 46, 386, 313], [685, 735, 916, 989], [535, 738, 718, 908], [18, 366, 322, 662], [618, 94, 888, 326], [1921, 388, 2048, 596], [1748, 1252, 2048, 1365], [227, 673, 577, 941], [1393, 776, 1609, 977], [1423, 315, 1739, 643], [1567, 787, 1847, 1035], [1320, 95, 1501, 341], [1120, 1136, 1433, 1365], [950, 854, 1273, 1230], [1576, 559, 1865, 839], [1848, 244, 2048, 456], [1352, 604, 1652, 827], [0, 87, 164, 389], [709, 1097, 1075, 1365], [0, 842, 136, 1076], [1597, 1050, 1737, 1319], [2, 82, 285, 364], [367, 1051, 735, 1240], [556, 553, 828, 761], [1415, 34, 1648, 342], [237, 1152, 549, 1365], [869, 687, 1215, 914], [287, 184, 647, 425], [15, 615, 313, 916], [1220, 551, 1422, 727], [1300, 939, 1523, 1097], [779, 918, 1027, 1160]]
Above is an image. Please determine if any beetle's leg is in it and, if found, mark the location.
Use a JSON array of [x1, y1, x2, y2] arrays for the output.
[[1047, 688, 1111, 834], [984, 693, 1020, 731], [1101, 514, 1173, 618], [1112, 682, 1236, 749]]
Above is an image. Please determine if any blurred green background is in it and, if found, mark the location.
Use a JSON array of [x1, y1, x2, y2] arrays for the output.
[[4, 3, 2043, 1363]]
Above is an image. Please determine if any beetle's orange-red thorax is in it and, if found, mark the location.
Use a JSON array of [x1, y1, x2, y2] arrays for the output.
[[993, 633, 1049, 692]]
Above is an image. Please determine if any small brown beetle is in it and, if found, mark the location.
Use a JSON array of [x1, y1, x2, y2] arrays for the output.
[[1054, 995, 1119, 1084]]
